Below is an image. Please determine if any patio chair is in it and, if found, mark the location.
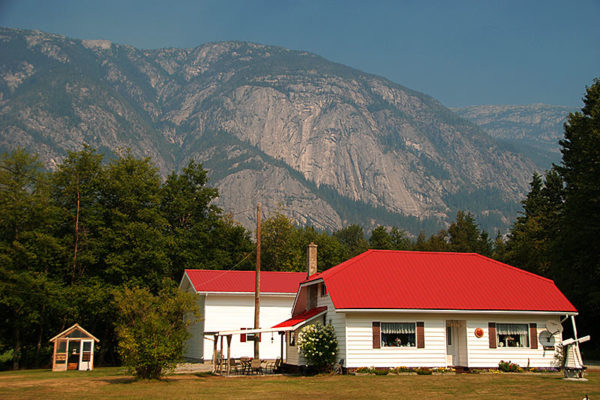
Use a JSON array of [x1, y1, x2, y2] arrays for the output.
[[264, 358, 276, 374], [273, 357, 282, 373], [250, 358, 262, 375], [239, 357, 251, 374], [229, 358, 240, 374]]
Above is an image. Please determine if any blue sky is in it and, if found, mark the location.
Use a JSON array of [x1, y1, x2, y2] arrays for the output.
[[1, 0, 598, 107]]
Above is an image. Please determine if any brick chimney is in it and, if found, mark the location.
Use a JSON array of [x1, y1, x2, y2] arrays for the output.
[[307, 242, 318, 278]]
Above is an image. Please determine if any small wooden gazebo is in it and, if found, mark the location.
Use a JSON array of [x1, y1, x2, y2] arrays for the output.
[[50, 324, 99, 371]]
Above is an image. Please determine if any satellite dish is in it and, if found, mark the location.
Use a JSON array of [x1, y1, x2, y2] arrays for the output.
[[539, 330, 555, 347], [546, 320, 563, 335]]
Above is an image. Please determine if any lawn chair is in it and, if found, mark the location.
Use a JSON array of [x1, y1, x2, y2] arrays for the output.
[[240, 357, 251, 374], [250, 359, 262, 375], [265, 358, 277, 374], [229, 358, 240, 375], [273, 357, 282, 373]]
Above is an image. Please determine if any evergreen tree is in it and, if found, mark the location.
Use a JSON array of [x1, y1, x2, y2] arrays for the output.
[[261, 212, 299, 271], [503, 171, 563, 276], [369, 226, 393, 249], [447, 211, 492, 256], [334, 224, 369, 259], [160, 160, 253, 276], [555, 79, 600, 355], [0, 150, 65, 369]]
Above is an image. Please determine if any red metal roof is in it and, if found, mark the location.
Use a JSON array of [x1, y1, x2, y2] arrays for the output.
[[185, 270, 305, 294], [307, 250, 577, 312], [272, 306, 328, 329]]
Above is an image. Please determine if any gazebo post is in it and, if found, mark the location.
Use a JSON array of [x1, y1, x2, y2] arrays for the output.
[[226, 335, 232, 375]]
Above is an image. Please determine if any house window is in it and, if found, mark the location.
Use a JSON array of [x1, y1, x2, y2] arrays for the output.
[[247, 333, 261, 342], [381, 322, 416, 347], [320, 283, 327, 297], [446, 326, 452, 346], [289, 331, 296, 346], [497, 323, 529, 348]]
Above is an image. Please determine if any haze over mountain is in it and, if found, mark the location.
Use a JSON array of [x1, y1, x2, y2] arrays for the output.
[[0, 28, 541, 234], [453, 104, 574, 170]]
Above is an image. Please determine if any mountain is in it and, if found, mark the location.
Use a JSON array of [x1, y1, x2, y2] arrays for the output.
[[453, 104, 574, 169], [0, 27, 537, 234]]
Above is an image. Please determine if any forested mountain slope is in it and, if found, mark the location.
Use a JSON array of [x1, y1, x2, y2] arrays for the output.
[[0, 28, 537, 233]]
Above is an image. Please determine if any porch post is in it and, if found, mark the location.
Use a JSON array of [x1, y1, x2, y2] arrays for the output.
[[212, 334, 218, 373], [219, 335, 224, 374], [226, 335, 232, 375], [280, 332, 284, 361]]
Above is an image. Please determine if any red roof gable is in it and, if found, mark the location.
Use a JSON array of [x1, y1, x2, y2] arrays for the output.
[[307, 250, 577, 312], [185, 270, 305, 294], [272, 306, 327, 329]]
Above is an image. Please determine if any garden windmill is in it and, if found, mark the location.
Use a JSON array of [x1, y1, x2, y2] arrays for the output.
[[561, 316, 590, 379]]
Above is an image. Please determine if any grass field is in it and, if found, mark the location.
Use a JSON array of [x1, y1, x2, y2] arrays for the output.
[[0, 368, 599, 400]]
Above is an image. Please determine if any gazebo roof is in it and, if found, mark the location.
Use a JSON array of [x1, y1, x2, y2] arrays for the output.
[[49, 323, 99, 343]]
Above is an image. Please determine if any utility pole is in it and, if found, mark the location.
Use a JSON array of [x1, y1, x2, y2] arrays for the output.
[[254, 202, 261, 359]]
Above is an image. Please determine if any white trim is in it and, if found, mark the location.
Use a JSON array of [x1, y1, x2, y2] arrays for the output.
[[200, 291, 296, 297], [291, 280, 321, 314], [49, 323, 100, 343], [299, 278, 324, 288], [178, 272, 198, 294], [213, 327, 294, 336], [336, 309, 577, 316]]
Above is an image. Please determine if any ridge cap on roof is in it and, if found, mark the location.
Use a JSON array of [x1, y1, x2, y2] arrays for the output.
[[308, 249, 376, 282], [307, 250, 556, 285]]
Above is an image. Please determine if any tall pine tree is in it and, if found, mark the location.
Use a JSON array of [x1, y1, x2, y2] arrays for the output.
[[555, 79, 600, 355]]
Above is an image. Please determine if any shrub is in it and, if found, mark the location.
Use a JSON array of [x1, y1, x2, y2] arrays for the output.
[[373, 368, 389, 375], [297, 322, 338, 372], [356, 367, 374, 374], [431, 367, 453, 374], [415, 367, 433, 375], [498, 360, 522, 373], [114, 285, 199, 379]]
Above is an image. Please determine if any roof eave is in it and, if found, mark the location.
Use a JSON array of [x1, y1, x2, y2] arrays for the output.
[[335, 308, 578, 316], [199, 291, 297, 296]]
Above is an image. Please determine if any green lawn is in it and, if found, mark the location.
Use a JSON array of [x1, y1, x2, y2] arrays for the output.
[[0, 368, 598, 399]]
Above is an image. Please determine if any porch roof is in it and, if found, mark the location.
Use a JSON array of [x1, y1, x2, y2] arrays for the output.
[[271, 306, 327, 331]]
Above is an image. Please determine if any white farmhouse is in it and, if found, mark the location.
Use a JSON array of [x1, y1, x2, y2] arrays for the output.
[[180, 269, 305, 361], [275, 250, 578, 371]]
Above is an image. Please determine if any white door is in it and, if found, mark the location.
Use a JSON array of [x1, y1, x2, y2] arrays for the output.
[[446, 323, 457, 366], [78, 340, 94, 371], [446, 320, 467, 367]]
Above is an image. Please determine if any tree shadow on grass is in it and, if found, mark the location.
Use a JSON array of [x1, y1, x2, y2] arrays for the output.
[[101, 377, 137, 384]]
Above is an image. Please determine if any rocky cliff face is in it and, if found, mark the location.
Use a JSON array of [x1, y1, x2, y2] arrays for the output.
[[453, 104, 574, 169], [0, 28, 538, 233]]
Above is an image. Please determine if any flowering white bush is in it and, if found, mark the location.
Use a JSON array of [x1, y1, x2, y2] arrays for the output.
[[297, 322, 338, 371]]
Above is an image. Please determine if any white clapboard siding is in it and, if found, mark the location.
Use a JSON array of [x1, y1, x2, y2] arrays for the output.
[[344, 313, 447, 368], [465, 314, 561, 368], [285, 332, 303, 365], [184, 294, 206, 360], [317, 289, 346, 364], [340, 312, 562, 368], [202, 294, 294, 359]]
